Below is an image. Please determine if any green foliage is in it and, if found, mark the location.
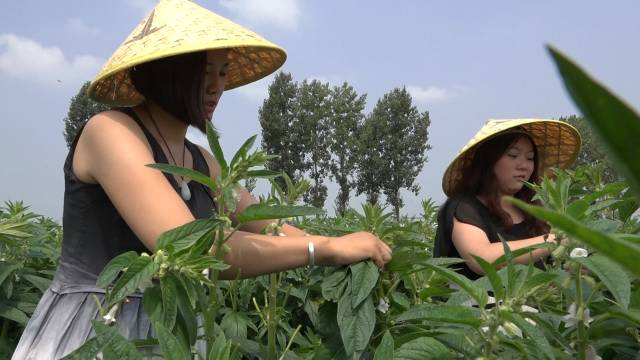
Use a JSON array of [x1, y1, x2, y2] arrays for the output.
[[549, 46, 640, 200], [560, 115, 620, 183], [357, 87, 431, 219], [62, 81, 110, 148], [259, 72, 305, 188], [297, 79, 333, 208], [329, 83, 367, 216], [0, 201, 61, 358]]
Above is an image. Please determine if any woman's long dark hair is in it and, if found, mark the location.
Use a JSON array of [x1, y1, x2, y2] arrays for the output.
[[130, 51, 208, 132], [452, 131, 550, 234]]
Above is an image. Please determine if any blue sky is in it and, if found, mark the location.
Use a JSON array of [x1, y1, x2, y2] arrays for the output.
[[1, 0, 639, 219]]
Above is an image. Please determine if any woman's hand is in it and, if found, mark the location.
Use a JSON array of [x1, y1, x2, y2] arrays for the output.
[[318, 231, 392, 269]]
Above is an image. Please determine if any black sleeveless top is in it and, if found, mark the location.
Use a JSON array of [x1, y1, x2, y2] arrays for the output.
[[434, 195, 545, 280], [54, 108, 216, 288]]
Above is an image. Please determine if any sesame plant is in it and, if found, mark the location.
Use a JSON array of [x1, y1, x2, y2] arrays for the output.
[[0, 201, 62, 358]]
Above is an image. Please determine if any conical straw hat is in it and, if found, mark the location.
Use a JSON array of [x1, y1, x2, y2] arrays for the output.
[[442, 119, 581, 196], [88, 0, 286, 106]]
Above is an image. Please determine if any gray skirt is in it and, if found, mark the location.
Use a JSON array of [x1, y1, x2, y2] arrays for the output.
[[11, 278, 153, 360]]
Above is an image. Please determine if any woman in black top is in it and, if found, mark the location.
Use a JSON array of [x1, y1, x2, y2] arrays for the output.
[[434, 119, 581, 279], [13, 1, 392, 358]]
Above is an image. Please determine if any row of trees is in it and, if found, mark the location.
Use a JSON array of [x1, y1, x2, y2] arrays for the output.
[[259, 73, 431, 218]]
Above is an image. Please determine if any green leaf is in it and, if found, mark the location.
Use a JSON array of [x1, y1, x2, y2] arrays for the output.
[[0, 263, 20, 286], [548, 46, 640, 200], [390, 291, 411, 310], [321, 269, 348, 302], [230, 135, 257, 169], [491, 242, 550, 268], [96, 251, 139, 288], [373, 331, 395, 360], [566, 199, 589, 220], [501, 312, 554, 360], [156, 219, 222, 252], [418, 262, 488, 308], [142, 286, 163, 323], [386, 249, 430, 272], [517, 272, 557, 297], [0, 304, 29, 324], [61, 337, 102, 360], [160, 275, 178, 330], [64, 321, 143, 360], [471, 255, 504, 301], [108, 256, 159, 305], [395, 303, 481, 327], [246, 169, 281, 178], [155, 321, 191, 360], [208, 333, 232, 360], [350, 261, 379, 308], [511, 198, 640, 278], [393, 337, 450, 360], [146, 163, 217, 191], [221, 311, 251, 340], [574, 254, 630, 309], [236, 204, 321, 223], [175, 280, 198, 346], [207, 122, 228, 178], [185, 226, 219, 258], [21, 274, 51, 293], [337, 285, 375, 359]]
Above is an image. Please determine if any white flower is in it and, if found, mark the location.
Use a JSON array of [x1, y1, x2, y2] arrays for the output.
[[202, 268, 210, 278], [586, 345, 602, 360], [377, 298, 390, 314], [103, 304, 119, 325], [569, 247, 589, 258], [520, 305, 539, 313], [501, 321, 523, 338], [562, 302, 592, 328]]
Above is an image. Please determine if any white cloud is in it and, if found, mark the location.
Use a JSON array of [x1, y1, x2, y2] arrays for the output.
[[406, 85, 465, 105], [0, 33, 103, 87], [64, 17, 101, 36], [219, 0, 300, 31]]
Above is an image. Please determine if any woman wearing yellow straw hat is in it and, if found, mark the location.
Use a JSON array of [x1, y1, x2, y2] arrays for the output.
[[12, 1, 391, 358], [434, 119, 580, 280]]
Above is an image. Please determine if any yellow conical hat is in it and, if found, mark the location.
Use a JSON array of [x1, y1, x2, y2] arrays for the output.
[[88, 0, 287, 106], [442, 119, 581, 196]]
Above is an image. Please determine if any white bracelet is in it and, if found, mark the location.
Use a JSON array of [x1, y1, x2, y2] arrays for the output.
[[308, 241, 315, 267]]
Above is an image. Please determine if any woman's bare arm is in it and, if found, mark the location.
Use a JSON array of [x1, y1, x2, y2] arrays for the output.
[[451, 217, 553, 275], [76, 113, 391, 278]]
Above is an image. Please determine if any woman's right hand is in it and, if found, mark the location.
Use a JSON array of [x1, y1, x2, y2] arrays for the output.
[[318, 231, 393, 269]]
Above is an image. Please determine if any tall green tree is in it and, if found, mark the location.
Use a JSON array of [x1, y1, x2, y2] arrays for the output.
[[329, 83, 366, 216], [356, 112, 387, 206], [63, 81, 110, 148], [259, 72, 304, 188], [361, 87, 431, 219], [297, 79, 332, 208], [560, 115, 620, 183]]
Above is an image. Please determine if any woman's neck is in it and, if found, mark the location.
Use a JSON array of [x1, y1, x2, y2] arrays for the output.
[[136, 102, 189, 145]]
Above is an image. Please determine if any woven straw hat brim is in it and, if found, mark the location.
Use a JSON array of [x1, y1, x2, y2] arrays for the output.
[[442, 119, 581, 196], [88, 0, 286, 106]]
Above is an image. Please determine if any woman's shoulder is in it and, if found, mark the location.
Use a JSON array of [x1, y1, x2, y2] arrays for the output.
[[81, 110, 151, 151], [445, 193, 489, 228]]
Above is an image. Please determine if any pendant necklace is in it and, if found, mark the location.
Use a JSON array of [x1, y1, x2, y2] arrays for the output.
[[145, 105, 192, 201]]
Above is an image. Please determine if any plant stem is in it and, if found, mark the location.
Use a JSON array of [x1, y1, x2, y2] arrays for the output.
[[268, 272, 278, 360], [575, 263, 587, 360], [278, 325, 302, 360], [1, 319, 9, 340]]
